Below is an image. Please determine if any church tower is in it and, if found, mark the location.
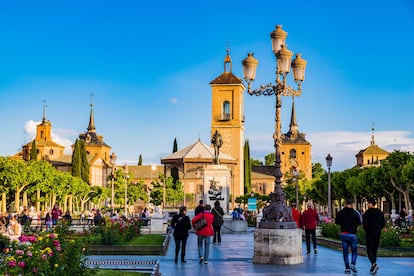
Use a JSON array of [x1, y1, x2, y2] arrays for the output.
[[78, 99, 112, 186], [22, 102, 65, 161], [210, 50, 245, 199], [280, 99, 312, 179], [78, 101, 111, 163]]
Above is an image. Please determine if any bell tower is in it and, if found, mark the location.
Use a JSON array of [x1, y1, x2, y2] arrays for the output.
[[210, 49, 245, 200]]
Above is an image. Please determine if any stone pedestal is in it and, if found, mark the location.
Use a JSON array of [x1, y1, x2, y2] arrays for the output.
[[253, 228, 303, 265], [150, 213, 166, 234], [203, 165, 231, 213], [222, 215, 248, 233]]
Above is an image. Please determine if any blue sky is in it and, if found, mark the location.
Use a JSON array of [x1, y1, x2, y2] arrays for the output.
[[1, 0, 413, 171]]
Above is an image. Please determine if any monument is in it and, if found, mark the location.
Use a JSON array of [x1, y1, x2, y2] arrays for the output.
[[203, 130, 230, 213]]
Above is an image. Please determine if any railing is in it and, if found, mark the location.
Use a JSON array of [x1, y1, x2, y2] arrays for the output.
[[84, 256, 160, 275]]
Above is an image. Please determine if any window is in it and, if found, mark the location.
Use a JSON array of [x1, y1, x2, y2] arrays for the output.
[[41, 131, 44, 139], [222, 101, 230, 120], [290, 149, 297, 159]]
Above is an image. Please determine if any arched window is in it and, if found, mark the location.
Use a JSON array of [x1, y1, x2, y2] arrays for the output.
[[222, 101, 230, 120], [289, 149, 297, 159]]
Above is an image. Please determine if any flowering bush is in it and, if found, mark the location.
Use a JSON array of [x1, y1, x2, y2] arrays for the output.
[[380, 224, 400, 247], [321, 221, 412, 247], [92, 217, 142, 245], [0, 225, 93, 275]]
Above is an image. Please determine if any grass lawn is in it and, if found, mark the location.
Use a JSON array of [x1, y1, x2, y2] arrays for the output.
[[119, 234, 166, 246], [94, 269, 149, 275]]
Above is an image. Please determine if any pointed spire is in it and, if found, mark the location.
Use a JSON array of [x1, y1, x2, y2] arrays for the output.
[[224, 48, 232, 73], [289, 97, 298, 133], [87, 93, 96, 133], [370, 122, 375, 145], [42, 100, 47, 123]]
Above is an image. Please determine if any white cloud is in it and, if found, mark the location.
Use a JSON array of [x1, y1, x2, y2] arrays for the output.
[[249, 130, 414, 171], [169, 98, 178, 104]]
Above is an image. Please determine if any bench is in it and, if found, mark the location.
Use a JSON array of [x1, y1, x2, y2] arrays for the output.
[[84, 256, 160, 275]]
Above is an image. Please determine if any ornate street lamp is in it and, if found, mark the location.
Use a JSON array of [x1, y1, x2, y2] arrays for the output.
[[326, 154, 333, 219], [294, 169, 299, 208], [124, 164, 129, 217], [110, 152, 117, 214], [242, 25, 307, 229]]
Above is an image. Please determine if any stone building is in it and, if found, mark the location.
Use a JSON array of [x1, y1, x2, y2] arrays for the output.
[[161, 139, 236, 208], [355, 127, 389, 167], [14, 103, 112, 187], [279, 100, 312, 179]]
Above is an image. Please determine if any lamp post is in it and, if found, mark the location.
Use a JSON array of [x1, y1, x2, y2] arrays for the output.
[[294, 169, 299, 208], [110, 152, 117, 215], [242, 25, 307, 228], [124, 164, 129, 217], [326, 154, 333, 219]]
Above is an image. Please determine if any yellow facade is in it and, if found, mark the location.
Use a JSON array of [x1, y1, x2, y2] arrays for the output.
[[210, 52, 245, 200], [279, 101, 312, 179], [355, 128, 389, 167], [21, 117, 65, 161]]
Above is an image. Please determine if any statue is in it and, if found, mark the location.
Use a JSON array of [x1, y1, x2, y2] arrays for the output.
[[211, 130, 223, 164], [260, 180, 296, 229]]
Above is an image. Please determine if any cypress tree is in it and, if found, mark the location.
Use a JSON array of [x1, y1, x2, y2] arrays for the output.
[[71, 139, 81, 177], [79, 139, 89, 184], [30, 140, 38, 160], [138, 154, 143, 165], [244, 140, 252, 194], [171, 138, 179, 187]]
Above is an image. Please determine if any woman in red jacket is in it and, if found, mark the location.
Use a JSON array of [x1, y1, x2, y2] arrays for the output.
[[192, 204, 214, 264]]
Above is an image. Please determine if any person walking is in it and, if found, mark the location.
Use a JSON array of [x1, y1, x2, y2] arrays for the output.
[[363, 199, 385, 274], [211, 200, 224, 244], [51, 204, 62, 225], [195, 200, 205, 216], [171, 206, 191, 263], [302, 202, 319, 255], [335, 198, 361, 274], [192, 204, 214, 264], [291, 203, 301, 228]]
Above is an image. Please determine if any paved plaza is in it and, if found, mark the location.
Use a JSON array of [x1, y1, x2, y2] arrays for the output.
[[156, 231, 414, 276], [92, 230, 414, 275]]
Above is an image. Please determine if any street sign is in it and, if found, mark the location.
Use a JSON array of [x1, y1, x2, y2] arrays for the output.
[[247, 197, 257, 211]]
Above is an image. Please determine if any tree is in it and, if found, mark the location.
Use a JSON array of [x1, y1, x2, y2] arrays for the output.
[[71, 139, 81, 178], [138, 154, 143, 166], [171, 138, 179, 186], [79, 139, 89, 184], [244, 140, 252, 194], [30, 140, 38, 160], [380, 150, 414, 210], [250, 158, 263, 166], [264, 152, 275, 166]]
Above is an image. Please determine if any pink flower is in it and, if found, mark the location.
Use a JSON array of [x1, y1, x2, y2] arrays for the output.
[[16, 249, 24, 255], [41, 254, 48, 260], [8, 261, 16, 267], [27, 250, 33, 257], [28, 235, 38, 243], [32, 267, 38, 273], [50, 233, 55, 239], [17, 261, 25, 268]]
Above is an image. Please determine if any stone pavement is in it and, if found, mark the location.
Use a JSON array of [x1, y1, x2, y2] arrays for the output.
[[92, 231, 414, 275], [156, 231, 414, 276]]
